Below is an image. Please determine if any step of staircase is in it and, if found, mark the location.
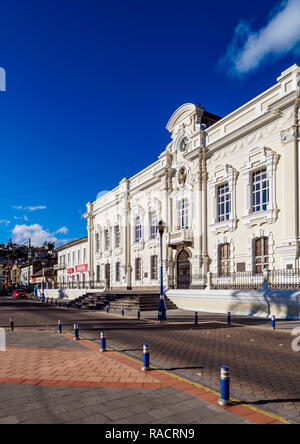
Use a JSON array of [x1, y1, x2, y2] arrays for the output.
[[70, 290, 178, 312]]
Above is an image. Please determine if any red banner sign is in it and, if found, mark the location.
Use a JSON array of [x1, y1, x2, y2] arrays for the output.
[[67, 268, 74, 274], [75, 264, 88, 273]]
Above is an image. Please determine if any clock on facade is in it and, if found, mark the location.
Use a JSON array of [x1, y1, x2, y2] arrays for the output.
[[179, 137, 188, 152]]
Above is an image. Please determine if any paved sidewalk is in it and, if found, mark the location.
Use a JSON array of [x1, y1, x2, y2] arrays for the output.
[[0, 330, 284, 424]]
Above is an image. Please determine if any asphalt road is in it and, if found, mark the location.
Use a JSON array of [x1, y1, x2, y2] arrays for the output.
[[1, 297, 299, 423]]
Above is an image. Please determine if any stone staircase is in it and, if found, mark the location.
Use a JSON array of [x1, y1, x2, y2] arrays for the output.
[[70, 290, 178, 312]]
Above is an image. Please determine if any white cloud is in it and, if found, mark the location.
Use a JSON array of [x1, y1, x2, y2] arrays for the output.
[[219, 0, 300, 76], [12, 205, 47, 212], [96, 190, 109, 200], [0, 220, 10, 226], [12, 224, 58, 247], [24, 205, 47, 212], [56, 226, 69, 234]]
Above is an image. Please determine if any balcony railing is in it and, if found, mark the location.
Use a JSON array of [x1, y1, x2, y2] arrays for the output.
[[209, 269, 300, 290], [168, 229, 193, 246], [52, 281, 105, 290]]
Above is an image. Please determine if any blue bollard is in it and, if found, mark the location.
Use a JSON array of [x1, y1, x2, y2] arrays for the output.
[[73, 323, 79, 341], [121, 307, 124, 317], [137, 310, 141, 320], [218, 366, 232, 406], [100, 331, 106, 352], [10, 317, 14, 331], [194, 312, 198, 325], [58, 320, 62, 334], [106, 305, 109, 314], [94, 303, 97, 311], [271, 315, 276, 330], [227, 312, 231, 325], [142, 344, 150, 371]]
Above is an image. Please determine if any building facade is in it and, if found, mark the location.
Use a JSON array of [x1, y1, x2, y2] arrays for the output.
[[55, 237, 89, 288], [83, 64, 300, 293]]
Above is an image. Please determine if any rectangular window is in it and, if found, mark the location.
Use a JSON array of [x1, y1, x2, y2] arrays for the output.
[[135, 217, 142, 242], [218, 243, 231, 276], [254, 237, 269, 273], [83, 248, 86, 264], [115, 226, 121, 248], [95, 233, 100, 252], [104, 230, 110, 250], [135, 258, 141, 281], [179, 199, 189, 229], [115, 262, 121, 281], [150, 211, 158, 239], [252, 169, 269, 213], [77, 250, 80, 265], [217, 183, 231, 222], [151, 255, 158, 280], [72, 251, 75, 266], [96, 265, 100, 282]]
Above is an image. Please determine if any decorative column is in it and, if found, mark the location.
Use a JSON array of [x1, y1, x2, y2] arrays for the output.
[[198, 127, 209, 278], [85, 202, 95, 286]]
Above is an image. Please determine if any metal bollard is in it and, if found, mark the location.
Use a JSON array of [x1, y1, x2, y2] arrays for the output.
[[137, 310, 141, 320], [142, 344, 150, 371], [100, 331, 106, 352], [227, 312, 231, 325], [121, 307, 124, 317], [194, 312, 198, 325], [271, 315, 276, 330], [73, 323, 79, 341], [10, 317, 14, 331], [58, 320, 62, 334], [218, 366, 232, 406]]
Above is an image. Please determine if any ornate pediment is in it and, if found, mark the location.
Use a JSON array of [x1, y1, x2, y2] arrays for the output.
[[166, 103, 204, 134]]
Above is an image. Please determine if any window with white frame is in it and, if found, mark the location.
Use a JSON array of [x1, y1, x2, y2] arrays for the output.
[[77, 250, 80, 265], [115, 225, 121, 248], [72, 251, 75, 266], [179, 199, 189, 229], [96, 265, 100, 282], [135, 216, 142, 242], [150, 211, 158, 239], [83, 248, 86, 264], [115, 262, 121, 281], [252, 168, 269, 213], [104, 230, 110, 250], [135, 257, 141, 281], [217, 183, 231, 222], [151, 255, 158, 280], [254, 237, 269, 273], [218, 243, 231, 276], [95, 233, 100, 252]]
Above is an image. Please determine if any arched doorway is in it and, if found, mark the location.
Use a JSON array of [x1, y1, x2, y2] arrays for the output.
[[177, 250, 191, 289]]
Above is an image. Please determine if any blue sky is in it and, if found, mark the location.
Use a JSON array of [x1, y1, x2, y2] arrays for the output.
[[0, 0, 300, 246]]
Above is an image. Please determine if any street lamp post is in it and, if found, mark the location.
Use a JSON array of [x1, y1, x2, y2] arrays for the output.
[[158, 220, 167, 321]]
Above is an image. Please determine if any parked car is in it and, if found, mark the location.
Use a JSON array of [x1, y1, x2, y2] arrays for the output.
[[12, 288, 28, 299]]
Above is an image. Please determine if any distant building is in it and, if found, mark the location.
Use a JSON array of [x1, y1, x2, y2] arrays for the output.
[[55, 237, 88, 288]]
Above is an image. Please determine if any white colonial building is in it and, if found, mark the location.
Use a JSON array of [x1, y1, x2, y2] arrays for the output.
[[48, 64, 300, 318]]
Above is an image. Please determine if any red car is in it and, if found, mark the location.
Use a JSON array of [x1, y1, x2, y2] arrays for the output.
[[12, 289, 28, 299]]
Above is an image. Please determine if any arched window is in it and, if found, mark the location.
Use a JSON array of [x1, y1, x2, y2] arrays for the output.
[[254, 237, 269, 273], [179, 199, 189, 229]]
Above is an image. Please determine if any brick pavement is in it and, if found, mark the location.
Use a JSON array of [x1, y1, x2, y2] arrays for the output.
[[0, 330, 287, 424], [0, 298, 297, 424]]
